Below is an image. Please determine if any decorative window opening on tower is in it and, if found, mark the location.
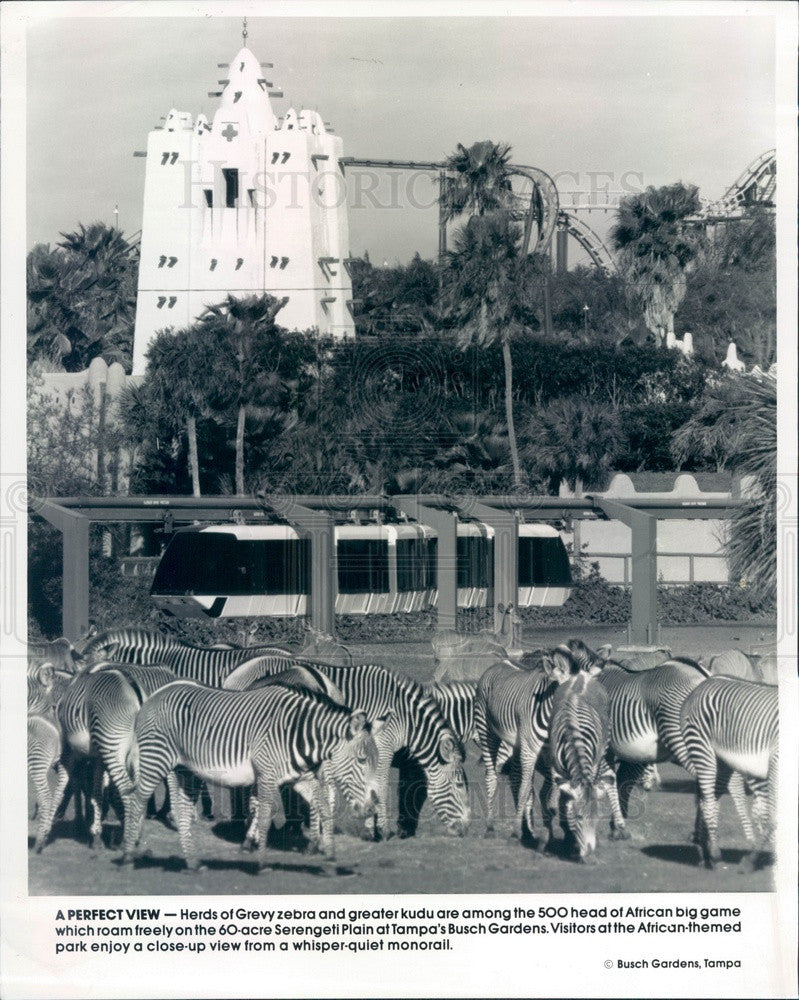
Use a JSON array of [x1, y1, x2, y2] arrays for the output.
[[247, 189, 256, 207], [223, 168, 239, 208], [204, 190, 213, 208]]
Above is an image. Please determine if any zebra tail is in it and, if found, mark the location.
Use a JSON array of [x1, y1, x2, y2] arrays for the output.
[[125, 732, 140, 789]]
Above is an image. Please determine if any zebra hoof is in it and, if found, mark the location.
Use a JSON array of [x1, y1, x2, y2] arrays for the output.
[[609, 827, 630, 841], [120, 852, 135, 865], [484, 828, 496, 839], [184, 861, 205, 873]]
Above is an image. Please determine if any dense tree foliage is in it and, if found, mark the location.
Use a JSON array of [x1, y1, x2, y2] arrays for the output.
[[611, 182, 702, 346], [27, 224, 139, 371]]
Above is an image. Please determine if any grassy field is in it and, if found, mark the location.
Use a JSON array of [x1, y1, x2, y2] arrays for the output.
[[28, 624, 777, 896]]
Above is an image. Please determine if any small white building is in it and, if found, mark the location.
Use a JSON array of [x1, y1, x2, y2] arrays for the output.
[[132, 39, 354, 375]]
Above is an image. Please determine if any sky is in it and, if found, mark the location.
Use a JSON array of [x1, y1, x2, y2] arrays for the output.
[[25, 9, 776, 263]]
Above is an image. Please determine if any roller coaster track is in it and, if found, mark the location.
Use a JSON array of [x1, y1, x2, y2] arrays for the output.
[[556, 210, 616, 274], [509, 165, 560, 255], [696, 148, 776, 220]]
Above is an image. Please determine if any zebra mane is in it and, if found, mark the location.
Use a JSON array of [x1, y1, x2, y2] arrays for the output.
[[668, 655, 711, 677], [561, 689, 597, 786]]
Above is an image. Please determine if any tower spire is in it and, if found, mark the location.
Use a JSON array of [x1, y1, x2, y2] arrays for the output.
[[242, 17, 248, 47]]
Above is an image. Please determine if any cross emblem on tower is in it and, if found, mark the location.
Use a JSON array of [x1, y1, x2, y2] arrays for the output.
[[221, 122, 239, 142]]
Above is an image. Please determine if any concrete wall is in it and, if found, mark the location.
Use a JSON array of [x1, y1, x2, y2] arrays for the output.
[[561, 474, 730, 585]]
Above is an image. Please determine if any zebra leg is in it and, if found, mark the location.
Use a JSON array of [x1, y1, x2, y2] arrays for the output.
[[312, 771, 336, 861], [120, 791, 147, 864], [172, 770, 203, 872], [694, 755, 721, 868], [513, 744, 538, 842], [604, 758, 629, 841], [254, 774, 280, 872], [538, 771, 560, 855], [241, 791, 259, 852], [483, 739, 511, 838], [740, 754, 778, 872], [726, 770, 754, 845], [366, 746, 393, 842], [87, 761, 107, 849]]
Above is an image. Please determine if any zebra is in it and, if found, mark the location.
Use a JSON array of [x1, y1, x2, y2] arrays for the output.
[[81, 626, 294, 687], [122, 681, 386, 870], [540, 671, 618, 862], [681, 676, 778, 869], [223, 657, 471, 839], [235, 665, 348, 851], [48, 664, 176, 850], [474, 646, 619, 843], [577, 644, 710, 805], [424, 681, 478, 747]]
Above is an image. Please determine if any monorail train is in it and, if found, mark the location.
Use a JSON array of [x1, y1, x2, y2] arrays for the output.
[[150, 520, 571, 619]]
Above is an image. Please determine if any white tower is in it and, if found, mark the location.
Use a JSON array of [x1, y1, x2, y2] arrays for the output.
[[132, 33, 354, 375]]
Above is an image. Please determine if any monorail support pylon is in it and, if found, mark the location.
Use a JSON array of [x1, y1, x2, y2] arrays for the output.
[[595, 498, 658, 645], [283, 503, 337, 638], [455, 500, 519, 636], [392, 496, 458, 631]]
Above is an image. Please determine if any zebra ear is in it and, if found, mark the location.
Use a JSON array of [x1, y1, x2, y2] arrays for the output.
[[37, 661, 55, 689], [597, 644, 613, 661], [558, 781, 577, 800], [348, 709, 368, 736], [438, 733, 460, 763], [369, 712, 394, 736]]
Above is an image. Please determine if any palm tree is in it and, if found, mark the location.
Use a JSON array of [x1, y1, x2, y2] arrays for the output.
[[523, 396, 623, 562], [440, 140, 515, 224], [26, 223, 139, 371], [723, 372, 776, 605], [198, 294, 290, 495], [611, 183, 701, 347], [445, 212, 540, 486], [138, 327, 216, 496]]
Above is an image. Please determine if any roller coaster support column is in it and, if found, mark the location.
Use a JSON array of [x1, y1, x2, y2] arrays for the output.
[[287, 504, 336, 637], [457, 501, 518, 635], [595, 498, 658, 645], [392, 497, 458, 631], [556, 227, 568, 274], [37, 500, 90, 643]]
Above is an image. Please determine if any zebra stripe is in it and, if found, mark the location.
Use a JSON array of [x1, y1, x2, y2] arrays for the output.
[[681, 676, 778, 868], [424, 681, 478, 747], [225, 657, 471, 838], [27, 713, 68, 853], [123, 682, 382, 870], [82, 627, 294, 687], [475, 647, 585, 841], [542, 673, 624, 860]]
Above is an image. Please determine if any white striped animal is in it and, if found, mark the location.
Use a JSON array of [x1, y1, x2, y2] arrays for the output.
[[681, 676, 778, 869], [123, 681, 385, 870], [541, 672, 618, 862]]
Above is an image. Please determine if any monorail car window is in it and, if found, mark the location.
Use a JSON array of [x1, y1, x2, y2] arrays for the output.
[[337, 539, 389, 594], [242, 538, 309, 595], [152, 532, 310, 596], [396, 537, 436, 592], [152, 532, 238, 594], [457, 535, 494, 589], [518, 535, 572, 587]]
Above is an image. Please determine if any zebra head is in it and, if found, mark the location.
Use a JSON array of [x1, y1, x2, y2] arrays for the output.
[[559, 773, 615, 861], [325, 710, 387, 819], [423, 731, 471, 837], [557, 639, 610, 677]]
